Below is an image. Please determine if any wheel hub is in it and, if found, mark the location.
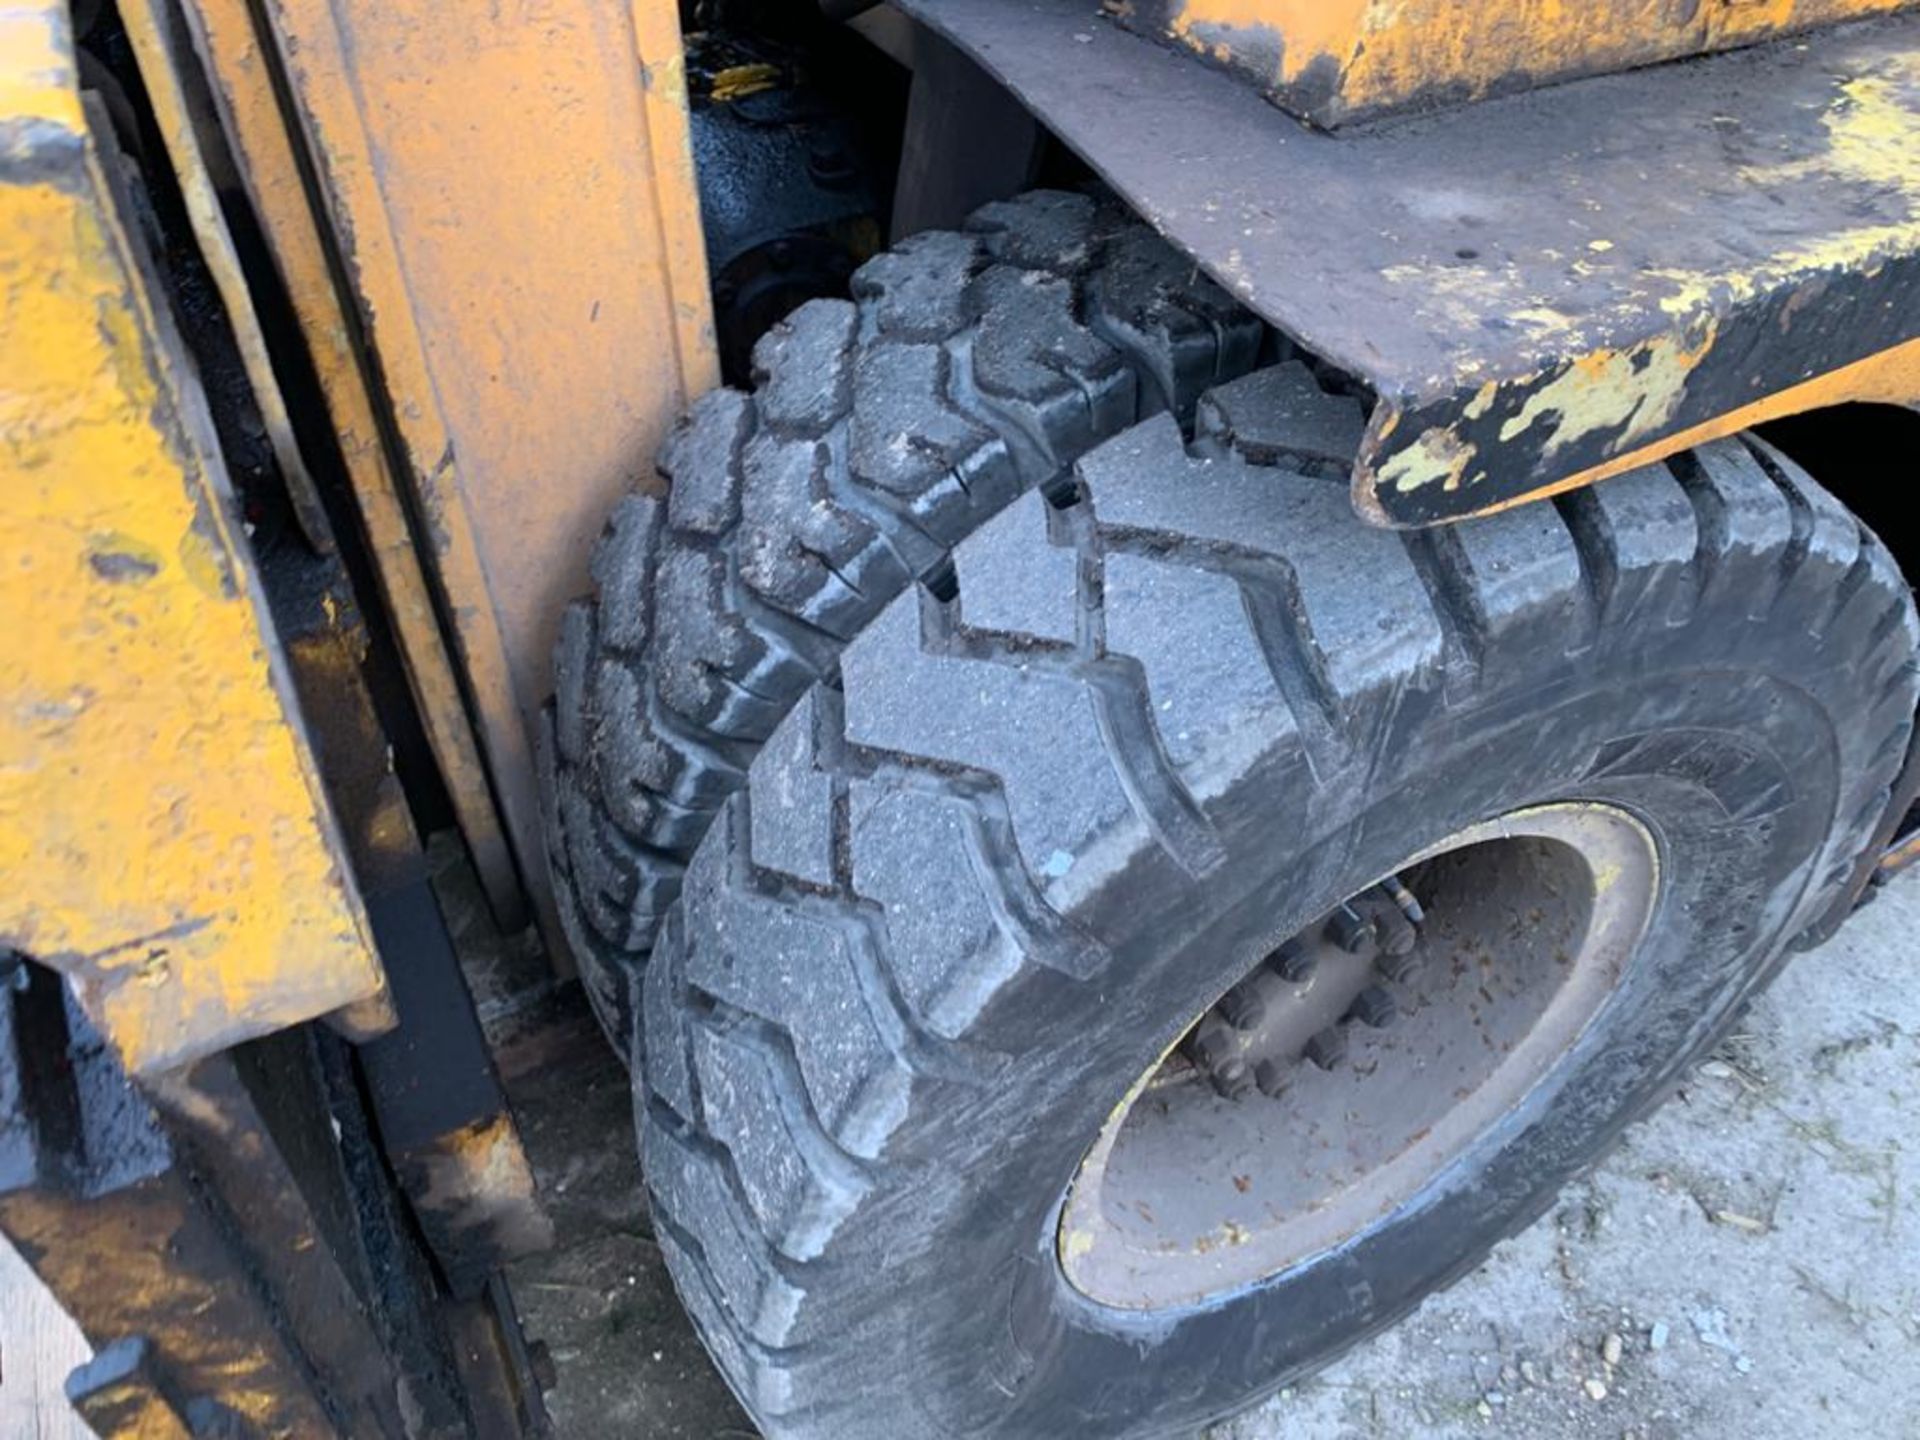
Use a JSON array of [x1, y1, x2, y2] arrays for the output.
[[1058, 803, 1659, 1311], [1178, 877, 1428, 1103]]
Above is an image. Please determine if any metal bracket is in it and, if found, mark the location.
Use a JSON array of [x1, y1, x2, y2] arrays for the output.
[[896, 0, 1920, 525]]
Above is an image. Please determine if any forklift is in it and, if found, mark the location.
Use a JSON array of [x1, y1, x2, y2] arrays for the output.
[[4, 0, 1919, 1434]]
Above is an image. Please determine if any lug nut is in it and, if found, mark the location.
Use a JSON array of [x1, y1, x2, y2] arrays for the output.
[[1187, 1014, 1237, 1069], [1377, 946, 1424, 985], [1347, 984, 1399, 1029], [1374, 901, 1418, 958], [1217, 978, 1267, 1031], [1269, 938, 1318, 984], [1304, 1025, 1349, 1070], [1325, 906, 1375, 954], [1211, 1057, 1256, 1100], [1254, 1057, 1291, 1098]]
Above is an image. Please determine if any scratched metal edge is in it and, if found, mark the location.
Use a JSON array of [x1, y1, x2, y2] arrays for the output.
[[1110, 0, 1920, 129], [1360, 252, 1920, 524], [895, 0, 1920, 523]]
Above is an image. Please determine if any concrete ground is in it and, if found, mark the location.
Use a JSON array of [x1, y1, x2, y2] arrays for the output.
[[6, 868, 1917, 1438]]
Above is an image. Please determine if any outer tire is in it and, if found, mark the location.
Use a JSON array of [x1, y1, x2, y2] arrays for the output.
[[542, 190, 1267, 1045], [636, 390, 1918, 1437]]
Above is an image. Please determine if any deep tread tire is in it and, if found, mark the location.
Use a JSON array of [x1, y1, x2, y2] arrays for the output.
[[544, 191, 1267, 1043], [636, 394, 1917, 1437]]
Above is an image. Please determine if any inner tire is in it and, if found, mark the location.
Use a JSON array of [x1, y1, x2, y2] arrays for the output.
[[540, 189, 1268, 1047], [637, 402, 1917, 1438]]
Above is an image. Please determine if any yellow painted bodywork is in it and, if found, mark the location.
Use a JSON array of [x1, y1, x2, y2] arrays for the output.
[[178, 0, 527, 927], [1360, 332, 1920, 524], [223, 0, 720, 952], [0, 4, 383, 1075], [117, 0, 330, 556], [1130, 0, 1919, 125], [1445, 336, 1920, 523], [1355, 50, 1920, 522]]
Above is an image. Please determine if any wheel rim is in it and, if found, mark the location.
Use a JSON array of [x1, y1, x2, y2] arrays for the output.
[[1058, 802, 1660, 1311]]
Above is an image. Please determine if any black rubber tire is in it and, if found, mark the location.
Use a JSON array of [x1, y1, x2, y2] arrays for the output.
[[634, 391, 1918, 1438], [542, 190, 1267, 1045]]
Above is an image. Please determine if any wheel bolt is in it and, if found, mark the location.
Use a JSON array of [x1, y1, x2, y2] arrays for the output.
[[1377, 947, 1424, 985], [1374, 902, 1418, 958], [1211, 1057, 1256, 1100], [1217, 978, 1267, 1031], [1269, 938, 1318, 984], [1305, 1026, 1348, 1070], [1325, 906, 1375, 954], [1188, 1015, 1237, 1069], [1347, 984, 1399, 1029], [1254, 1057, 1290, 1098]]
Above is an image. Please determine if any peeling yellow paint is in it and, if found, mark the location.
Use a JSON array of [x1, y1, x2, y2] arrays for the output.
[[1649, 57, 1920, 321], [0, 3, 81, 129], [1381, 425, 1480, 495], [1360, 39, 1920, 522], [1496, 323, 1717, 457], [1365, 334, 1920, 527], [1165, 0, 1368, 88], [181, 0, 526, 924]]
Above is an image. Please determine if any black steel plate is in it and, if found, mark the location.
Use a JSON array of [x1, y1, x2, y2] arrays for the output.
[[895, 0, 1920, 523]]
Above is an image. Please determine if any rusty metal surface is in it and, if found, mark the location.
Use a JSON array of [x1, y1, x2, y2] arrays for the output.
[[1112, 0, 1920, 128], [1884, 826, 1920, 873], [361, 883, 554, 1297], [237, 0, 721, 953], [259, 532, 554, 1292], [0, 2, 385, 1075], [0, 968, 373, 1437], [1, 953, 550, 1438], [1059, 805, 1657, 1310], [176, 0, 528, 928], [896, 0, 1920, 525], [65, 1338, 193, 1440]]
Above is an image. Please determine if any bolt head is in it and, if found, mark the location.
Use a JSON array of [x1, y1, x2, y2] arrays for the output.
[[1325, 907, 1375, 954], [1348, 984, 1399, 1029], [1254, 1057, 1291, 1098], [1217, 980, 1267, 1030], [1188, 1015, 1237, 1069], [1377, 911, 1418, 958], [1212, 1058, 1255, 1100], [1304, 1025, 1349, 1070], [1269, 938, 1318, 983], [1378, 949, 1424, 985]]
